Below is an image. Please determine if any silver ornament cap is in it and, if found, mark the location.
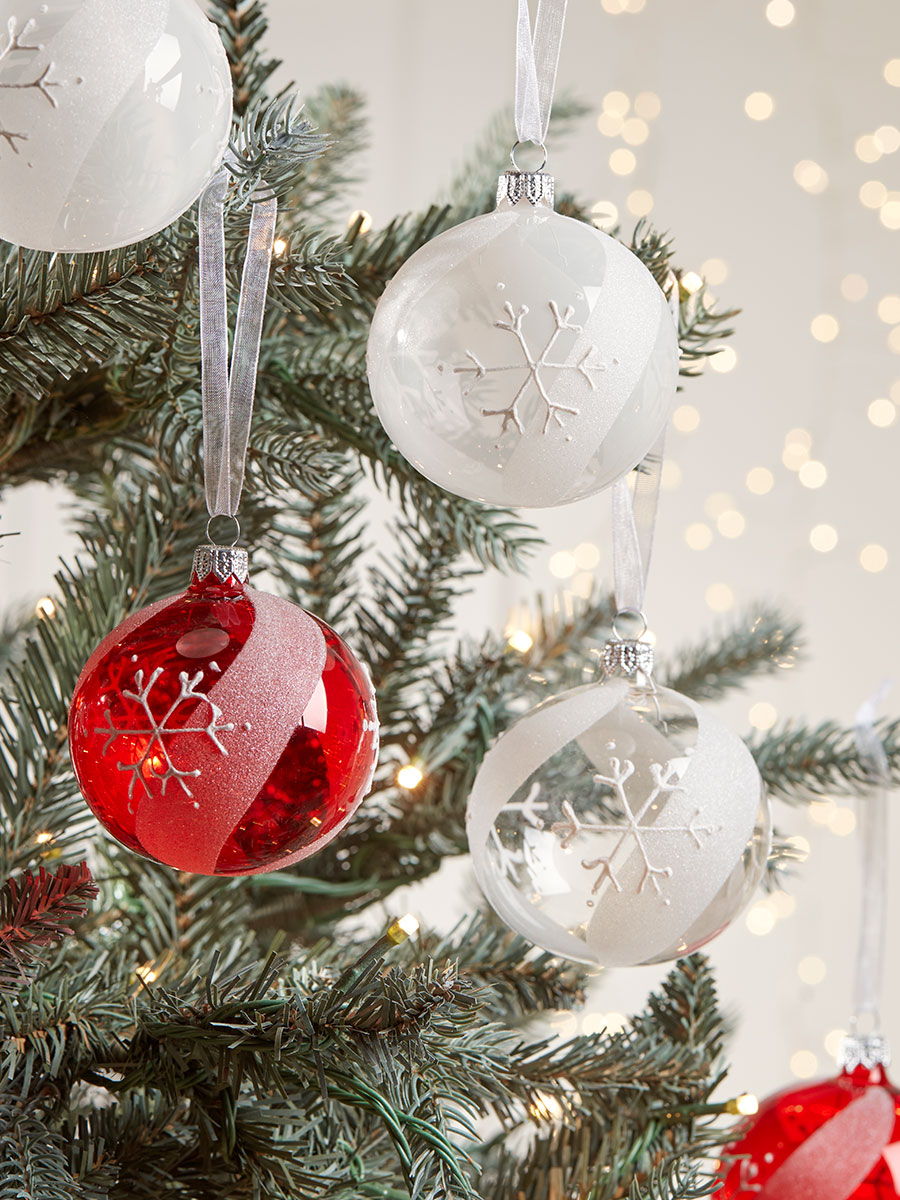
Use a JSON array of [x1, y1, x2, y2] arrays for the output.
[[601, 637, 655, 678], [838, 1033, 891, 1071], [191, 544, 249, 584], [496, 170, 555, 210]]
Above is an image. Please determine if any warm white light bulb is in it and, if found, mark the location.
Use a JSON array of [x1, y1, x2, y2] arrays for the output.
[[397, 764, 424, 789]]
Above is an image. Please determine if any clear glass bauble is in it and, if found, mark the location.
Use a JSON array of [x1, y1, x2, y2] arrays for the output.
[[0, 0, 233, 251], [366, 196, 678, 507], [466, 675, 770, 966]]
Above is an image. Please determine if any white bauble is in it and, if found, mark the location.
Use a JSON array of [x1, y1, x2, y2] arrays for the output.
[[466, 673, 770, 966], [0, 0, 232, 251], [366, 174, 678, 508]]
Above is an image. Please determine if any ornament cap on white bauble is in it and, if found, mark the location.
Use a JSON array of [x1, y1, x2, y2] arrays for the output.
[[0, 0, 233, 252], [466, 637, 770, 967], [495, 169, 555, 210], [366, 166, 679, 508]]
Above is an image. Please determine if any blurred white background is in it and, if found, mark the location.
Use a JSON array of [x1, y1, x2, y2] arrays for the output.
[[4, 0, 900, 1104]]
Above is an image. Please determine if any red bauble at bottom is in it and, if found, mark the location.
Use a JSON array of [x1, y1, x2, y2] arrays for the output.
[[719, 1052, 900, 1200], [68, 547, 379, 876]]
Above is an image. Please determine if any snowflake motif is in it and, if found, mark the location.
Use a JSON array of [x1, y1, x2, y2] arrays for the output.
[[491, 781, 549, 881], [0, 16, 60, 154], [550, 756, 718, 906], [736, 1159, 762, 1194], [447, 300, 615, 439], [96, 667, 234, 800]]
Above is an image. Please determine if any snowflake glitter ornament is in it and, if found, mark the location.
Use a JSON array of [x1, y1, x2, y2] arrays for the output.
[[466, 636, 770, 966], [366, 169, 679, 507], [718, 1037, 900, 1200], [0, 0, 232, 251], [69, 546, 379, 876]]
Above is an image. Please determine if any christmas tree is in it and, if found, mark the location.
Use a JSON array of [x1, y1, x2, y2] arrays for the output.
[[0, 3, 890, 1196]]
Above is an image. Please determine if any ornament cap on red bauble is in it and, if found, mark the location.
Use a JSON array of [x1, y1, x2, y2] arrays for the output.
[[719, 1035, 900, 1199], [68, 544, 379, 876]]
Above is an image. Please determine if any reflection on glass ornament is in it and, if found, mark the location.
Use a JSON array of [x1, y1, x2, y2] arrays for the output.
[[68, 546, 378, 876], [718, 1037, 900, 1199], [367, 170, 679, 507], [466, 636, 770, 966], [0, 0, 233, 251]]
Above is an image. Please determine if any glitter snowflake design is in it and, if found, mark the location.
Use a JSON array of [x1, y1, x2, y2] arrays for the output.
[[490, 781, 549, 879], [95, 667, 234, 799], [0, 16, 60, 154], [736, 1160, 762, 1194], [449, 300, 614, 437], [549, 756, 718, 905]]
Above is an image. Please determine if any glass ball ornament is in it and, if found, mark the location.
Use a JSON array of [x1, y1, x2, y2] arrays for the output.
[[466, 641, 769, 966], [0, 0, 233, 251], [718, 1039, 900, 1199], [68, 546, 379, 876], [366, 170, 679, 508]]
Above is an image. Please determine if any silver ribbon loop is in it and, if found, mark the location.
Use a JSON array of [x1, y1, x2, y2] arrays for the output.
[[198, 168, 277, 519], [852, 684, 892, 1032], [610, 273, 680, 619], [611, 432, 666, 617], [514, 0, 569, 147]]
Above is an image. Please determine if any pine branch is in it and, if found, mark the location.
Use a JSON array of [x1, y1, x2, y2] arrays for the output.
[[133, 390, 344, 506], [629, 222, 739, 378], [227, 95, 330, 205], [207, 0, 281, 116], [256, 469, 366, 628], [0, 602, 31, 676], [661, 607, 802, 702], [360, 522, 476, 735], [752, 716, 900, 801], [676, 277, 739, 378], [102, 949, 482, 1198], [629, 1158, 719, 1199], [93, 856, 261, 969], [0, 863, 97, 995], [266, 229, 355, 312], [341, 203, 483, 311], [416, 915, 588, 1020], [0, 246, 173, 400], [0, 1103, 78, 1200], [1, 946, 146, 1097]]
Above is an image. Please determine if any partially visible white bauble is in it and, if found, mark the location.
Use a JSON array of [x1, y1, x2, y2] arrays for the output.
[[0, 0, 233, 251], [466, 673, 770, 967], [366, 174, 678, 508]]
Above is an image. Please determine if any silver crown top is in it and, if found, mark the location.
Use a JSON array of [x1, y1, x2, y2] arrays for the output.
[[496, 170, 555, 210], [838, 1033, 891, 1072], [192, 544, 249, 584], [602, 638, 655, 678]]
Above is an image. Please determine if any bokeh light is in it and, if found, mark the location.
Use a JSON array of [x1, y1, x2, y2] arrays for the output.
[[745, 91, 775, 120]]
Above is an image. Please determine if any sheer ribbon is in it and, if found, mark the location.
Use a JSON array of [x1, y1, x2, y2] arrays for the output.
[[198, 169, 277, 521], [610, 277, 680, 619], [514, 0, 569, 147], [852, 685, 892, 1031]]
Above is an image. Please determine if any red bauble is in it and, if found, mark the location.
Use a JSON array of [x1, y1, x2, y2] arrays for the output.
[[719, 1055, 900, 1200], [68, 547, 379, 875]]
